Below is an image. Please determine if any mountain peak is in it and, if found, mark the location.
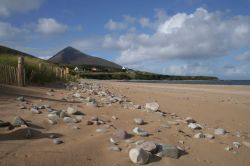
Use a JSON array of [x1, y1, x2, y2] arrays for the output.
[[49, 47, 121, 69]]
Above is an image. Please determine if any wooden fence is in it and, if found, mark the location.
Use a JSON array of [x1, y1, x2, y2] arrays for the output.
[[0, 64, 25, 85]]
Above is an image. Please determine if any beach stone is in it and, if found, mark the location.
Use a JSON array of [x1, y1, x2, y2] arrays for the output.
[[113, 129, 129, 139], [16, 96, 25, 102], [53, 138, 63, 144], [188, 123, 202, 130], [67, 107, 77, 115], [59, 111, 67, 118], [225, 146, 233, 151], [156, 144, 180, 159], [233, 142, 241, 148], [63, 117, 78, 123], [129, 148, 149, 164], [133, 127, 149, 137], [134, 118, 144, 125], [108, 146, 121, 152], [214, 128, 226, 135], [48, 119, 57, 125], [204, 133, 215, 139], [194, 132, 205, 139], [139, 141, 158, 153], [242, 141, 250, 148], [31, 108, 41, 114], [48, 113, 59, 122], [145, 102, 159, 112], [12, 116, 27, 127]]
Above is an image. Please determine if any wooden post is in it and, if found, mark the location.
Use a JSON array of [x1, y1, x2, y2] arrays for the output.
[[18, 56, 24, 86], [65, 67, 69, 81]]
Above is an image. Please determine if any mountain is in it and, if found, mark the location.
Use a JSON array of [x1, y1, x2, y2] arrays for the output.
[[49, 46, 122, 69], [0, 45, 37, 58]]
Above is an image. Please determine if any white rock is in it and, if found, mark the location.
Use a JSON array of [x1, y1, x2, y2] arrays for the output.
[[233, 142, 241, 148], [214, 128, 226, 135], [67, 107, 77, 115], [134, 118, 144, 125], [188, 123, 202, 129], [129, 148, 149, 164], [225, 146, 233, 151], [145, 102, 159, 112], [133, 127, 149, 137], [194, 132, 205, 139], [204, 133, 215, 139]]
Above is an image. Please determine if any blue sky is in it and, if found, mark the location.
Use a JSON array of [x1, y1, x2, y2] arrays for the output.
[[0, 0, 250, 79]]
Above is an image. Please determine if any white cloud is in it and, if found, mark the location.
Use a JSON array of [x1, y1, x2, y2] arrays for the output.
[[235, 51, 250, 61], [0, 0, 43, 16], [104, 15, 136, 31], [113, 8, 250, 65], [36, 18, 67, 35]]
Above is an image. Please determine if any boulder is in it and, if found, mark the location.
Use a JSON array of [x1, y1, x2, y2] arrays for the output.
[[145, 102, 159, 112], [129, 148, 149, 164]]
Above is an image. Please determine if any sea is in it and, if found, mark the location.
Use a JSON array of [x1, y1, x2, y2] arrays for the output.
[[122, 80, 250, 86]]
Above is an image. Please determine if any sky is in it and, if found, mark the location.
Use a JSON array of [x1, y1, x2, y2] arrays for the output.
[[0, 0, 250, 80]]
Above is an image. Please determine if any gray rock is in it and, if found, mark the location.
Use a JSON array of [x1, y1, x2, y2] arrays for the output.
[[139, 141, 158, 153], [134, 118, 144, 125], [156, 144, 180, 159], [31, 108, 41, 114], [48, 113, 59, 122], [63, 117, 78, 123], [59, 111, 67, 118], [145, 102, 159, 112], [67, 107, 77, 115], [214, 128, 226, 135], [113, 129, 129, 139], [204, 133, 215, 139], [133, 127, 149, 137], [12, 116, 27, 127], [53, 138, 63, 144], [48, 119, 57, 125], [129, 148, 149, 164]]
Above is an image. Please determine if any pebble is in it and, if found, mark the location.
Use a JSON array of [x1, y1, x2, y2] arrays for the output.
[[129, 148, 149, 164], [48, 113, 59, 122], [134, 118, 144, 125], [31, 108, 41, 114], [112, 116, 118, 120], [204, 133, 215, 139], [188, 123, 202, 130], [194, 132, 205, 139], [67, 107, 77, 115], [53, 138, 64, 144], [214, 128, 226, 135], [63, 117, 78, 123], [110, 137, 119, 145], [48, 119, 57, 125], [233, 142, 241, 148], [145, 102, 159, 112], [133, 127, 149, 137], [113, 129, 129, 139], [225, 146, 233, 151]]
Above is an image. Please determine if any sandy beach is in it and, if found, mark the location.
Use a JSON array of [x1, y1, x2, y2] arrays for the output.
[[0, 80, 250, 166]]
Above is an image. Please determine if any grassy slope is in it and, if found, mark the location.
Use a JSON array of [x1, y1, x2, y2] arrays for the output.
[[0, 54, 62, 84]]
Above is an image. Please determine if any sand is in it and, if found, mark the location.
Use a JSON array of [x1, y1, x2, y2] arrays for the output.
[[0, 81, 250, 166]]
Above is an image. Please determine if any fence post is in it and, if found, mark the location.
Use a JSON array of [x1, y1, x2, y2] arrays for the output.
[[18, 56, 25, 86]]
